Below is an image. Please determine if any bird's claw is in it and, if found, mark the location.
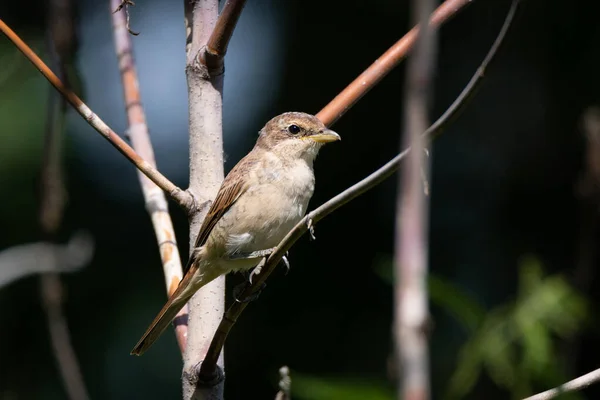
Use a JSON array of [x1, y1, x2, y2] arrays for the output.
[[306, 218, 316, 241], [249, 264, 262, 284], [280, 253, 290, 275], [248, 252, 290, 282]]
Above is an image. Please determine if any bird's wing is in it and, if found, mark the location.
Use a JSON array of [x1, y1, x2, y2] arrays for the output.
[[182, 155, 258, 275]]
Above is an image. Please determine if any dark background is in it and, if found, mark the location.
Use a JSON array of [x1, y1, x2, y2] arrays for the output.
[[1, 0, 600, 398]]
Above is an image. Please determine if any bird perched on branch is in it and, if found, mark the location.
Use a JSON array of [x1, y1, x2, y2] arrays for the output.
[[131, 112, 340, 355]]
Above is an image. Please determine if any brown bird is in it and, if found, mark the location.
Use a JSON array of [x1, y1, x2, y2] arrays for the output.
[[131, 112, 340, 355]]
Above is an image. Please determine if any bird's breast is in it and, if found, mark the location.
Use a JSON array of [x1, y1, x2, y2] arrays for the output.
[[208, 156, 315, 260]]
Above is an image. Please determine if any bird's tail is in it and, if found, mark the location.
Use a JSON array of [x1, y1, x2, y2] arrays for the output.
[[130, 268, 212, 356], [130, 292, 191, 356]]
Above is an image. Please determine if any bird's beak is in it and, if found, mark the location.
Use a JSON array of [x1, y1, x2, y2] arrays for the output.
[[309, 129, 341, 143]]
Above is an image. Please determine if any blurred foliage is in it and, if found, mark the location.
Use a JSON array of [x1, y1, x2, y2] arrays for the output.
[[292, 373, 394, 400], [445, 256, 587, 399], [369, 255, 588, 399]]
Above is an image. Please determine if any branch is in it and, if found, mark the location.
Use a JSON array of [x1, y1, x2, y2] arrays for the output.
[[316, 0, 473, 127], [182, 0, 235, 398], [0, 233, 93, 289], [111, 0, 187, 354], [203, 0, 247, 73], [522, 367, 600, 400], [199, 0, 520, 378], [274, 366, 291, 400], [41, 274, 90, 400], [394, 0, 437, 396], [0, 19, 195, 211], [39, 5, 90, 398]]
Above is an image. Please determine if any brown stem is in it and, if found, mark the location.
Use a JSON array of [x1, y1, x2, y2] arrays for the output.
[[0, 19, 194, 211], [316, 0, 473, 127], [40, 4, 90, 399], [394, 0, 437, 397], [110, 0, 187, 354], [200, 0, 519, 376], [203, 0, 247, 73]]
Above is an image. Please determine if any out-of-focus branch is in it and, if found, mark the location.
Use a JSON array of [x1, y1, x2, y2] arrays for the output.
[[394, 0, 437, 397], [111, 0, 187, 354], [0, 233, 93, 289], [522, 367, 600, 400], [200, 0, 520, 375], [41, 276, 87, 400], [203, 0, 247, 73], [182, 0, 232, 399], [39, 3, 90, 398], [274, 366, 291, 400], [562, 106, 600, 374], [0, 19, 195, 211], [316, 0, 473, 127], [574, 106, 600, 290]]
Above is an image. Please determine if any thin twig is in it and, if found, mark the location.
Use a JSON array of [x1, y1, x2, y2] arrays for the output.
[[0, 19, 194, 211], [394, 0, 437, 396], [199, 0, 520, 376], [112, 0, 139, 36], [40, 8, 90, 399], [110, 0, 187, 354], [316, 0, 473, 127], [522, 367, 600, 400]]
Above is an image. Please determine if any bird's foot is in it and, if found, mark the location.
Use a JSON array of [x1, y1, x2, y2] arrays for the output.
[[233, 281, 266, 303], [247, 252, 290, 282]]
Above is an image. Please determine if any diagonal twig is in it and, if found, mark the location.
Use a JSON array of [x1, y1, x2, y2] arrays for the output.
[[316, 0, 473, 126], [203, 0, 246, 70], [522, 367, 600, 400], [0, 19, 195, 212], [110, 0, 187, 354], [199, 0, 520, 379]]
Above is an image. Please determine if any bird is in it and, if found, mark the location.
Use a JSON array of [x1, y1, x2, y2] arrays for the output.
[[131, 111, 340, 355]]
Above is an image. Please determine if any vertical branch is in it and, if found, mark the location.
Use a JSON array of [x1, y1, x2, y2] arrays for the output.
[[394, 0, 437, 399], [561, 106, 600, 374], [184, 5, 225, 392], [110, 0, 188, 354], [182, 0, 245, 398], [40, 1, 90, 399]]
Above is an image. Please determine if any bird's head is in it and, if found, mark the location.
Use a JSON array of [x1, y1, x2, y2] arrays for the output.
[[257, 112, 340, 161]]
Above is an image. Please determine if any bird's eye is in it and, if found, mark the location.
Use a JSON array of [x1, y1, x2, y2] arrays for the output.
[[288, 124, 301, 134]]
